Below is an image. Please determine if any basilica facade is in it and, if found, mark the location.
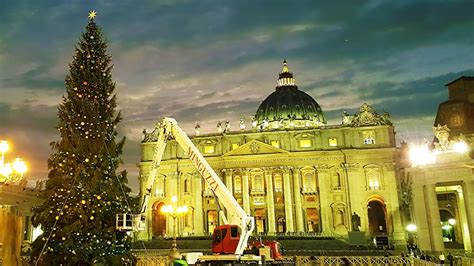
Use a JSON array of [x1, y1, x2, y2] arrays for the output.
[[137, 61, 405, 245]]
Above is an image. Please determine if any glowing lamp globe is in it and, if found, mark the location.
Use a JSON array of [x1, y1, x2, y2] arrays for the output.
[[406, 224, 417, 232], [453, 141, 468, 154], [0, 140, 9, 154], [409, 146, 436, 166], [13, 158, 27, 175]]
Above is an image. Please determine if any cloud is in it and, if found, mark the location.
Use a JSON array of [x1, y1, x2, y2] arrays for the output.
[[0, 0, 473, 193]]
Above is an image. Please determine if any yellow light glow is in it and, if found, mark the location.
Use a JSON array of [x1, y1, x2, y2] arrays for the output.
[[369, 180, 380, 190], [409, 146, 436, 166], [299, 139, 312, 148], [161, 205, 172, 214], [271, 140, 280, 148], [88, 10, 97, 20], [176, 206, 188, 214], [406, 224, 417, 232], [453, 141, 469, 153], [0, 163, 12, 177], [171, 195, 178, 203], [0, 140, 8, 153], [448, 218, 456, 225], [442, 224, 452, 230], [204, 145, 215, 154], [12, 157, 27, 175]]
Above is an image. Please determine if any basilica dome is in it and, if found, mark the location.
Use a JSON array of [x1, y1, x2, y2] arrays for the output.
[[254, 61, 326, 129]]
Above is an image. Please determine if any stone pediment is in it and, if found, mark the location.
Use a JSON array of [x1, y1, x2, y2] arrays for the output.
[[343, 103, 392, 127], [223, 140, 288, 156]]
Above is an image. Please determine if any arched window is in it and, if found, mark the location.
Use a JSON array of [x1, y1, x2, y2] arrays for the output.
[[252, 173, 264, 192], [366, 168, 380, 190]]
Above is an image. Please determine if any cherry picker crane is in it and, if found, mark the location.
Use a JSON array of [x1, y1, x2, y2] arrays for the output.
[[116, 117, 283, 262]]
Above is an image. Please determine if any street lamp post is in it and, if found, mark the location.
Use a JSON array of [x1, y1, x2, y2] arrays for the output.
[[406, 223, 417, 253], [161, 195, 188, 260], [0, 140, 27, 183]]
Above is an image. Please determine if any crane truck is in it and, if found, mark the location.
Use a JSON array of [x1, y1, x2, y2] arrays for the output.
[[116, 117, 283, 264]]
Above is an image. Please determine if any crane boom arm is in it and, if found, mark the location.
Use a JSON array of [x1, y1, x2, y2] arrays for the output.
[[140, 117, 254, 255]]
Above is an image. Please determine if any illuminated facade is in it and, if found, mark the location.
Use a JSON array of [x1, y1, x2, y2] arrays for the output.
[[402, 76, 474, 252], [137, 61, 405, 245]]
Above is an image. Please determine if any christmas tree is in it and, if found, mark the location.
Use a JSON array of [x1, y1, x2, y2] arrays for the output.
[[32, 11, 135, 265]]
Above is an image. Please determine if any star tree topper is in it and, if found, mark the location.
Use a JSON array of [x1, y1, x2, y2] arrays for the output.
[[88, 10, 97, 20]]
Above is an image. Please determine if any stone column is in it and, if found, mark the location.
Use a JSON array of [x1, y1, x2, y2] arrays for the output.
[[459, 183, 473, 251], [424, 184, 444, 251], [265, 168, 276, 234], [384, 164, 405, 245], [224, 169, 233, 193], [242, 169, 251, 214], [317, 166, 332, 235], [412, 184, 431, 251], [344, 163, 364, 232], [193, 174, 204, 235], [293, 168, 304, 232], [283, 167, 294, 232]]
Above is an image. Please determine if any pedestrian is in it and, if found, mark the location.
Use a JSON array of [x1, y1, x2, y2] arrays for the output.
[[447, 253, 454, 266], [420, 253, 425, 260], [439, 253, 445, 264]]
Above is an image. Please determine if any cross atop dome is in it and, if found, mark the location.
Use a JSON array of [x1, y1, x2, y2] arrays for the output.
[[277, 60, 296, 87]]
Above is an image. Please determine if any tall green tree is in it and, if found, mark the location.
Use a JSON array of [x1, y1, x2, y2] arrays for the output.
[[32, 13, 134, 265]]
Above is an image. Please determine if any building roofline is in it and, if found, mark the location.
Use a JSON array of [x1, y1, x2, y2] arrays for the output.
[[445, 76, 474, 86]]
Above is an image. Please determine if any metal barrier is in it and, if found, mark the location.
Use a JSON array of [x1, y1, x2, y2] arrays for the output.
[[135, 255, 170, 266], [294, 256, 413, 265], [412, 258, 436, 265], [133, 253, 471, 266]]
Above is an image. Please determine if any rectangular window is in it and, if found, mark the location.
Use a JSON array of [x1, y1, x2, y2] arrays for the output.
[[253, 196, 265, 205], [274, 175, 283, 192], [363, 131, 376, 145], [306, 196, 316, 202], [232, 143, 240, 150], [368, 179, 380, 190], [364, 138, 375, 145], [231, 226, 239, 238], [328, 138, 338, 147], [299, 139, 312, 148], [271, 140, 280, 148], [204, 145, 215, 154]]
